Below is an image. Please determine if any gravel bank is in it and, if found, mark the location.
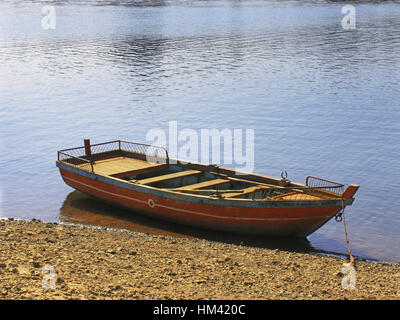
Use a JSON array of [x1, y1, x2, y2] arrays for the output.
[[0, 219, 399, 300]]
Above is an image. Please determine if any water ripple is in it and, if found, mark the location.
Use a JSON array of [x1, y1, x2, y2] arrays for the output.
[[1, 0, 400, 261]]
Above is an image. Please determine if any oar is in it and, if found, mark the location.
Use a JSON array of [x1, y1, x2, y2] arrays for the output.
[[168, 189, 244, 194]]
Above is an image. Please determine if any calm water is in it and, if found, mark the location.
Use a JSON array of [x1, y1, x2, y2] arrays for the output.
[[1, 0, 399, 262]]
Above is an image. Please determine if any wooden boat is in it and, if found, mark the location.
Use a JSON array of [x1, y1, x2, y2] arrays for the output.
[[56, 139, 359, 237]]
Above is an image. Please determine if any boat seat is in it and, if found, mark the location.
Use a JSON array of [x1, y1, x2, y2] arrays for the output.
[[176, 179, 229, 191], [111, 164, 167, 179], [136, 170, 201, 185], [221, 186, 260, 198]]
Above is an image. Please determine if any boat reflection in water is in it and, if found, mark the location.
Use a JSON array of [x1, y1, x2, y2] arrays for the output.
[[59, 190, 319, 254]]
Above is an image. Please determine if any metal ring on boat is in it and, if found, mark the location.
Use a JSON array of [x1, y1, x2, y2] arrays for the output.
[[147, 199, 155, 208]]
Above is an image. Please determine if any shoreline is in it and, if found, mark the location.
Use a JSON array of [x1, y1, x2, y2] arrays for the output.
[[1, 218, 399, 299]]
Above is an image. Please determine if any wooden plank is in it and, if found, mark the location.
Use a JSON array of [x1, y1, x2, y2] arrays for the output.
[[111, 164, 167, 179], [176, 179, 229, 191], [77, 156, 164, 176], [137, 170, 201, 185], [273, 192, 321, 200], [210, 171, 281, 188], [221, 186, 261, 198], [168, 189, 244, 194]]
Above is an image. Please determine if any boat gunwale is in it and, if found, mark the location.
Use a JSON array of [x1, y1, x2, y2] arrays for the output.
[[56, 160, 355, 208]]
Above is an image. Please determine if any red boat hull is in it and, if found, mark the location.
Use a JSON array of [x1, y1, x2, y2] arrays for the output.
[[58, 167, 345, 237]]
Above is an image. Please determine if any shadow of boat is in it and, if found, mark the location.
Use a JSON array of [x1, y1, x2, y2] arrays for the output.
[[59, 190, 319, 254]]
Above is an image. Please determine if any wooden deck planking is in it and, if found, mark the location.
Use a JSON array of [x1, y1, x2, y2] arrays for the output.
[[77, 157, 164, 176], [273, 192, 321, 200]]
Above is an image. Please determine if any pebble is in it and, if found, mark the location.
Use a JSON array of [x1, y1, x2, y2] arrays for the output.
[[0, 219, 399, 300]]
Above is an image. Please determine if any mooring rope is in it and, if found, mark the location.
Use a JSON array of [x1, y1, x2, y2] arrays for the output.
[[341, 199, 355, 267]]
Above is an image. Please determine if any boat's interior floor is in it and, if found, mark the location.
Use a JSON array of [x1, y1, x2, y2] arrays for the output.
[[77, 156, 327, 200], [78, 156, 165, 178]]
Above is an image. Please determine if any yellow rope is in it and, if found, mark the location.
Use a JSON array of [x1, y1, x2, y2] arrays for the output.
[[341, 199, 355, 267]]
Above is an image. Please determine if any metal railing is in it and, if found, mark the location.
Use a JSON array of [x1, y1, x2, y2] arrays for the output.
[[58, 151, 94, 173], [217, 176, 346, 200], [119, 140, 169, 164], [57, 140, 169, 173], [305, 176, 344, 195]]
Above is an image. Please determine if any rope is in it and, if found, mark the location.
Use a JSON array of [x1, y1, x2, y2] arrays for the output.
[[341, 199, 355, 267]]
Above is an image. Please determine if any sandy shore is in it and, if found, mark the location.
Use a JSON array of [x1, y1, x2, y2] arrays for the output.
[[0, 218, 399, 300]]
